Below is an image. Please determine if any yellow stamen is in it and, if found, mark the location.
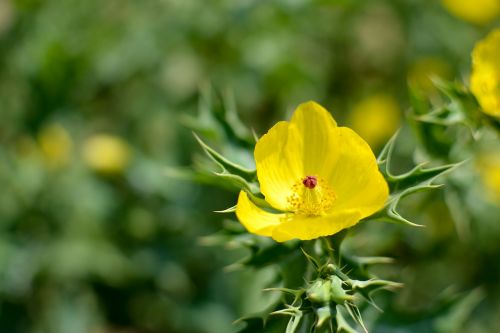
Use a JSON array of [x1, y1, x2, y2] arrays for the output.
[[287, 177, 337, 216]]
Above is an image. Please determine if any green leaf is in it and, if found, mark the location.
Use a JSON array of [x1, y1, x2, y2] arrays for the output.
[[214, 205, 237, 213], [193, 133, 256, 181], [165, 166, 252, 193], [180, 83, 222, 140], [344, 303, 368, 333], [373, 132, 464, 227], [349, 278, 403, 304], [336, 306, 358, 333], [301, 247, 321, 270], [220, 89, 254, 143], [285, 309, 303, 333], [182, 84, 255, 146], [271, 305, 304, 333]]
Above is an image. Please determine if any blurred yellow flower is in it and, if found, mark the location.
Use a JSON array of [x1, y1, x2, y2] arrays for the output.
[[348, 94, 401, 149], [236, 102, 388, 242], [470, 29, 500, 118], [38, 123, 73, 168], [442, 0, 500, 25], [476, 153, 500, 203], [408, 57, 452, 93], [82, 134, 131, 174]]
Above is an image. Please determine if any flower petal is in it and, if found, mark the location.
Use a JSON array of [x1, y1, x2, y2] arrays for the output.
[[255, 101, 340, 210], [235, 191, 283, 236], [326, 127, 389, 218], [272, 210, 362, 242], [289, 101, 340, 177], [254, 121, 303, 211]]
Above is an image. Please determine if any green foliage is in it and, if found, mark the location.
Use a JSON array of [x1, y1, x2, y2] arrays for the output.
[[372, 131, 463, 227], [2, 0, 500, 332]]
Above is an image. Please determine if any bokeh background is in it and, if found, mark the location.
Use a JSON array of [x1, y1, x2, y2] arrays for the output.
[[1, 0, 500, 332]]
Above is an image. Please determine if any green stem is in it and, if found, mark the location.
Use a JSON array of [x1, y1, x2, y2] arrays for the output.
[[322, 230, 348, 266]]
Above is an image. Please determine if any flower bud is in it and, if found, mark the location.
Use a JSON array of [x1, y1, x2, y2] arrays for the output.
[[306, 275, 353, 305]]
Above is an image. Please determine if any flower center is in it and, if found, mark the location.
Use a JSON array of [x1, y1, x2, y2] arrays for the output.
[[302, 175, 317, 189], [287, 176, 337, 216]]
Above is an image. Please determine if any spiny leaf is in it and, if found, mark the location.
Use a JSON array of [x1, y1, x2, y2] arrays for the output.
[[411, 78, 481, 130], [246, 191, 278, 210], [213, 171, 255, 192], [413, 105, 464, 127], [272, 305, 302, 317], [301, 247, 321, 270], [214, 205, 237, 213], [165, 167, 246, 192], [221, 89, 254, 142], [378, 132, 460, 189], [344, 303, 368, 333], [376, 130, 399, 168], [270, 304, 304, 333], [193, 133, 256, 181], [183, 85, 255, 146], [349, 278, 403, 297], [387, 162, 458, 193], [180, 84, 222, 140], [264, 288, 304, 298], [336, 306, 358, 333], [374, 131, 464, 226], [285, 309, 303, 333]]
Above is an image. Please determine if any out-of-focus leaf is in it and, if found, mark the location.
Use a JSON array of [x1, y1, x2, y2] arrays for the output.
[[182, 85, 255, 147], [434, 288, 484, 333], [229, 240, 302, 270], [372, 288, 484, 333]]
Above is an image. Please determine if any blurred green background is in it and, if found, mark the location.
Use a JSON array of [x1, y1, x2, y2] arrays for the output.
[[1, 0, 500, 332]]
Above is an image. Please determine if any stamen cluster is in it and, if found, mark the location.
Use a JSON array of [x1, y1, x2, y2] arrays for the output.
[[287, 176, 337, 216]]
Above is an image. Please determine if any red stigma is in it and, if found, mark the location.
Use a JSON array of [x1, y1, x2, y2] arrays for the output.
[[302, 176, 317, 189]]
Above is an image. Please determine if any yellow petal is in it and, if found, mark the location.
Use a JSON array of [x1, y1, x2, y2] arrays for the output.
[[470, 29, 500, 117], [235, 191, 283, 236], [442, 0, 500, 25], [254, 121, 303, 211], [289, 101, 339, 176], [255, 101, 339, 210], [326, 127, 389, 218], [272, 210, 362, 242]]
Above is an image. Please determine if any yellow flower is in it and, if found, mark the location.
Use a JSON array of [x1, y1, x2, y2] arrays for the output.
[[441, 0, 500, 25], [476, 153, 500, 203], [38, 123, 73, 168], [82, 134, 131, 174], [348, 94, 401, 149], [236, 102, 389, 242], [470, 29, 500, 117]]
